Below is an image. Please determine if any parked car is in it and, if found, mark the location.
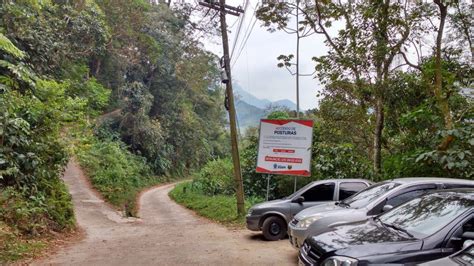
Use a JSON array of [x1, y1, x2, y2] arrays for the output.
[[288, 178, 474, 249], [246, 179, 371, 240], [299, 188, 474, 265], [420, 242, 473, 266]]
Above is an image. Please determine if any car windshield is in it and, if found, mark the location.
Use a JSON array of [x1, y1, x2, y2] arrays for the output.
[[341, 182, 400, 208], [379, 192, 473, 238]]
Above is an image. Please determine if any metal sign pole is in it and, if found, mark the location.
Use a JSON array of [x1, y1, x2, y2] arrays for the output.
[[294, 176, 297, 193], [266, 175, 270, 201]]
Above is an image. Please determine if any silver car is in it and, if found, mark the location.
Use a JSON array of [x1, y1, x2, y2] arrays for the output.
[[288, 177, 474, 249], [246, 179, 371, 240]]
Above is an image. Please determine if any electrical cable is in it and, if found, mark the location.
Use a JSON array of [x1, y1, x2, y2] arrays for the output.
[[230, 2, 259, 68], [230, 0, 249, 59], [231, 10, 257, 69]]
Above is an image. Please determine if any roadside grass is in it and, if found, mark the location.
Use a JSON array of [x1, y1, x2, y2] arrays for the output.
[[169, 182, 263, 227], [0, 222, 46, 263]]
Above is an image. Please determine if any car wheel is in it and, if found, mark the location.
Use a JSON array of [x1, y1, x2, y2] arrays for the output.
[[262, 216, 286, 241]]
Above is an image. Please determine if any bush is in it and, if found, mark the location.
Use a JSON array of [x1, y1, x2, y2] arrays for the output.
[[311, 143, 373, 180], [415, 124, 474, 179], [75, 133, 160, 216], [0, 188, 49, 236], [62, 64, 111, 115], [0, 79, 76, 238], [0, 221, 46, 263], [193, 158, 234, 196]]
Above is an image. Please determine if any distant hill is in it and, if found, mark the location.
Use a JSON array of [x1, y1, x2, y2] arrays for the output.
[[273, 99, 297, 110], [232, 84, 298, 130], [234, 84, 272, 109], [235, 100, 266, 130]]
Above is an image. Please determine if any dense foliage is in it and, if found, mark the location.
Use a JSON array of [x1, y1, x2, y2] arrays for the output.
[[0, 30, 77, 260], [0, 0, 227, 261]]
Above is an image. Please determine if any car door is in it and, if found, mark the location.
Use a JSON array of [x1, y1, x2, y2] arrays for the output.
[[442, 215, 474, 254], [337, 182, 369, 201], [290, 182, 335, 218]]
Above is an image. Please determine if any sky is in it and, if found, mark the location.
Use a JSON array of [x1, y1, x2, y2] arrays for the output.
[[196, 0, 329, 110], [182, 0, 467, 111]]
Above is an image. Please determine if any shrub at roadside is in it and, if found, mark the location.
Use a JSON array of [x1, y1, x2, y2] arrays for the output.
[[0, 222, 46, 262], [75, 133, 161, 216], [193, 158, 234, 196], [169, 182, 262, 226]]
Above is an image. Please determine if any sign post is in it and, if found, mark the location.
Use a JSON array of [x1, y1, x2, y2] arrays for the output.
[[294, 176, 297, 193], [266, 175, 270, 201], [256, 119, 314, 195]]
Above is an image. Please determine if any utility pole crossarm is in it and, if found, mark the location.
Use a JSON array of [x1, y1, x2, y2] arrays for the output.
[[199, 1, 244, 16]]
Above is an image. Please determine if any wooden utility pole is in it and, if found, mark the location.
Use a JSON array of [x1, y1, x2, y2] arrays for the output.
[[199, 0, 245, 216]]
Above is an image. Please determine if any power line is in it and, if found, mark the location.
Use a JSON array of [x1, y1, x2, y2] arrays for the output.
[[228, 15, 241, 29], [230, 0, 249, 59], [231, 6, 258, 69], [231, 2, 259, 68], [230, 15, 244, 58]]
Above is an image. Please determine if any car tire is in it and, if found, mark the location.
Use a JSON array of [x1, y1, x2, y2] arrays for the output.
[[262, 216, 286, 241]]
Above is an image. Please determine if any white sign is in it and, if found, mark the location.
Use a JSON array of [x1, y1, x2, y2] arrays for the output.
[[256, 119, 314, 176]]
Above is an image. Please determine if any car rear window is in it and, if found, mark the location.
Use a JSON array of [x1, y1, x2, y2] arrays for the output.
[[339, 182, 368, 200], [301, 183, 335, 201]]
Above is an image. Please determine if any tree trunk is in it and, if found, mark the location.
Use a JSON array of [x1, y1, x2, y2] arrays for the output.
[[373, 96, 384, 176], [94, 58, 101, 77], [372, 0, 388, 176], [433, 0, 454, 150]]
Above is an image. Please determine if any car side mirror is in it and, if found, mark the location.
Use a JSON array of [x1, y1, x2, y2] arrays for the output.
[[291, 196, 305, 204], [463, 240, 474, 249], [449, 232, 474, 248], [382, 204, 393, 212], [461, 231, 474, 240]]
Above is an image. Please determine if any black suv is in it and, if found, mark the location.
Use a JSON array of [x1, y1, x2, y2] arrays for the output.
[[299, 188, 474, 265]]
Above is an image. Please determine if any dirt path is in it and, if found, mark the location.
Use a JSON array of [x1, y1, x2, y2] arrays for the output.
[[34, 160, 297, 265]]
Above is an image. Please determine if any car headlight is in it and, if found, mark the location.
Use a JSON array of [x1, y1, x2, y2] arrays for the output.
[[247, 208, 253, 216], [296, 216, 320, 229], [322, 256, 358, 266]]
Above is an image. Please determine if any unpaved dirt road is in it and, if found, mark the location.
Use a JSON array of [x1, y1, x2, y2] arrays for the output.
[[34, 160, 297, 265]]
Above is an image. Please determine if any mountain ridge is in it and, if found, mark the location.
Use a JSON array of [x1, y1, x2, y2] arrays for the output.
[[233, 83, 298, 129]]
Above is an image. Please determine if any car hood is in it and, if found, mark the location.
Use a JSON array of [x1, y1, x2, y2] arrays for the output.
[[307, 220, 422, 258], [294, 202, 360, 221], [251, 199, 290, 210]]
